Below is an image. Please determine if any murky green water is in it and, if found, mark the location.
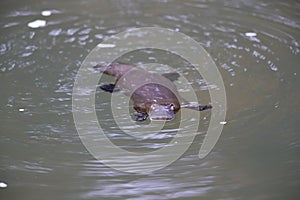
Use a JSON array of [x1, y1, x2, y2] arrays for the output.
[[1, 0, 299, 199]]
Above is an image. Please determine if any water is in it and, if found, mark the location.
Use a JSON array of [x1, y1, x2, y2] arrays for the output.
[[1, 0, 299, 199]]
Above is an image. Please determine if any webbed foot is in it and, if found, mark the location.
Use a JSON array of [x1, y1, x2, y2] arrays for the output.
[[135, 112, 149, 121], [100, 84, 120, 93]]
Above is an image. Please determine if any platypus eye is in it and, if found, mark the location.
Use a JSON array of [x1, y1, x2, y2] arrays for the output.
[[169, 104, 175, 111]]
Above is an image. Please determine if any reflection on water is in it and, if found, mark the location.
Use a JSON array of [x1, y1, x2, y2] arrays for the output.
[[0, 0, 299, 199]]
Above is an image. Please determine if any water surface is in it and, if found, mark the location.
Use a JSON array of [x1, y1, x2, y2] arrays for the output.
[[0, 0, 299, 199]]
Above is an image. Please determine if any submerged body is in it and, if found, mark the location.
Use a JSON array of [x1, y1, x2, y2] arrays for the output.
[[94, 63, 212, 121]]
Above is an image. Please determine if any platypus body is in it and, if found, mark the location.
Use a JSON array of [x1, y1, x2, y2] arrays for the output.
[[94, 63, 212, 121]]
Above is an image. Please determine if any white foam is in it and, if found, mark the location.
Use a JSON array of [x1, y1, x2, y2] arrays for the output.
[[245, 32, 257, 37], [27, 19, 46, 28], [97, 43, 116, 48], [41, 10, 52, 16], [0, 182, 7, 188]]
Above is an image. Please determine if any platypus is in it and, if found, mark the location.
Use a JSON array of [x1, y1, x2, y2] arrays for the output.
[[94, 63, 212, 121]]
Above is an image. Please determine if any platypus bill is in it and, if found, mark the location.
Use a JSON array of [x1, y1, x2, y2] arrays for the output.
[[94, 63, 212, 121]]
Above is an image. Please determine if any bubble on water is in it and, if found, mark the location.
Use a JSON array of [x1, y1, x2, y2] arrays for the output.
[[41, 10, 52, 16], [0, 182, 7, 188], [97, 43, 116, 48], [27, 19, 46, 28], [41, 9, 61, 17], [245, 32, 257, 37]]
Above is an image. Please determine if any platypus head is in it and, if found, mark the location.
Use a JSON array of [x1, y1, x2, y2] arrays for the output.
[[148, 103, 178, 121]]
